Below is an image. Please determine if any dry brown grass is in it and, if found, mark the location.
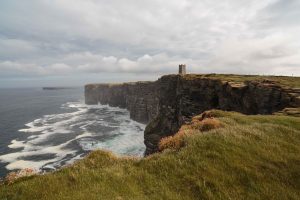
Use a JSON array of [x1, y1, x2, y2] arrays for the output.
[[159, 114, 223, 151], [159, 129, 189, 151], [4, 169, 37, 185], [191, 118, 223, 132]]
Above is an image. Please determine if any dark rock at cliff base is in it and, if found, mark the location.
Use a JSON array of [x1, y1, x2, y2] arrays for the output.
[[85, 74, 300, 155], [85, 82, 159, 124]]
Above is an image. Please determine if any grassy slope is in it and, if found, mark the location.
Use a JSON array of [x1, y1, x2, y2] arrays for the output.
[[1, 110, 299, 200]]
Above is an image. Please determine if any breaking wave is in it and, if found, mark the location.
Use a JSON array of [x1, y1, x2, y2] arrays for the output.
[[0, 102, 146, 172]]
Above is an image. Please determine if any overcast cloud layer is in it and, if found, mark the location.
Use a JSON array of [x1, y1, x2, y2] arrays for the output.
[[0, 0, 300, 87]]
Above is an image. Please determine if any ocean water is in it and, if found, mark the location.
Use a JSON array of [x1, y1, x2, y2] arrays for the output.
[[0, 88, 145, 178]]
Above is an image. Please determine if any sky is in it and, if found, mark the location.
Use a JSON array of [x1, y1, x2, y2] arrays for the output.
[[0, 0, 300, 87]]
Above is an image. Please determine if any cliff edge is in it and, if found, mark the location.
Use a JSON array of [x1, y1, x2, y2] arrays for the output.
[[85, 74, 300, 155], [2, 110, 300, 199]]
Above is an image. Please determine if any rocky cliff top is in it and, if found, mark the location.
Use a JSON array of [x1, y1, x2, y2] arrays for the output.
[[85, 81, 154, 87], [86, 74, 300, 91], [182, 74, 300, 88]]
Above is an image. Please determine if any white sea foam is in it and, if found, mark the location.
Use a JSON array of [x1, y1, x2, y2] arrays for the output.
[[0, 139, 77, 170], [77, 115, 146, 156], [8, 140, 26, 149], [0, 101, 146, 172], [75, 132, 93, 139]]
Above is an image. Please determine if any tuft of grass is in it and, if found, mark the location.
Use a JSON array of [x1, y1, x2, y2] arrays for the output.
[[0, 110, 300, 200], [159, 129, 189, 151], [191, 118, 223, 132], [159, 114, 223, 151], [3, 169, 37, 185]]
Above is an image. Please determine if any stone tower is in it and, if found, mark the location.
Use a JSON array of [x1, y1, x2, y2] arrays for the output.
[[179, 64, 186, 75]]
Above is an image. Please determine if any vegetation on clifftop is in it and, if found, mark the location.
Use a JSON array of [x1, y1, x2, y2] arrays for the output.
[[185, 74, 300, 88], [1, 110, 300, 200]]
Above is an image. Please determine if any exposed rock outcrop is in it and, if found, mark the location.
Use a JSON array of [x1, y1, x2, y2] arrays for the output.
[[85, 74, 300, 155], [144, 75, 300, 154], [85, 82, 159, 123]]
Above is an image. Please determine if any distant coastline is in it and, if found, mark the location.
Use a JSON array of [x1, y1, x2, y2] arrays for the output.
[[42, 87, 77, 90]]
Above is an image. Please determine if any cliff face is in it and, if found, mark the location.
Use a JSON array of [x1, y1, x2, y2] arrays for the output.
[[85, 75, 300, 155], [85, 82, 159, 123], [144, 75, 300, 154]]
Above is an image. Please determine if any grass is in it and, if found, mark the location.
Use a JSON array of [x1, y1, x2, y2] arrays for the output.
[[184, 74, 300, 88], [159, 117, 223, 151], [0, 110, 300, 200]]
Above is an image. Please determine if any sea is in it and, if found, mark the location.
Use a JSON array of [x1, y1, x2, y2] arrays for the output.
[[0, 87, 146, 178]]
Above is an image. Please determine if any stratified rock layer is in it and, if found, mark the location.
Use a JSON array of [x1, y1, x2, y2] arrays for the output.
[[85, 74, 300, 155], [85, 82, 159, 124]]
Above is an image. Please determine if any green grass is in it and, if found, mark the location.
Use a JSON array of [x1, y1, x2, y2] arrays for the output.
[[1, 111, 300, 200], [184, 74, 300, 88]]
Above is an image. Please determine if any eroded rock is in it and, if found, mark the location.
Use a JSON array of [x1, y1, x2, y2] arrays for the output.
[[85, 75, 300, 155]]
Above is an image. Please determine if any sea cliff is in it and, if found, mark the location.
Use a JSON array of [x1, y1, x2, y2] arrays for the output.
[[85, 81, 159, 124], [1, 75, 300, 199], [85, 74, 300, 155]]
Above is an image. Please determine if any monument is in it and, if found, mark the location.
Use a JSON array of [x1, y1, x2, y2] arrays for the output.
[[179, 64, 186, 75]]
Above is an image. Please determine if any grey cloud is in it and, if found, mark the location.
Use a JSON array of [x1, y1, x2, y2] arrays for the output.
[[256, 0, 300, 28], [0, 0, 299, 87]]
